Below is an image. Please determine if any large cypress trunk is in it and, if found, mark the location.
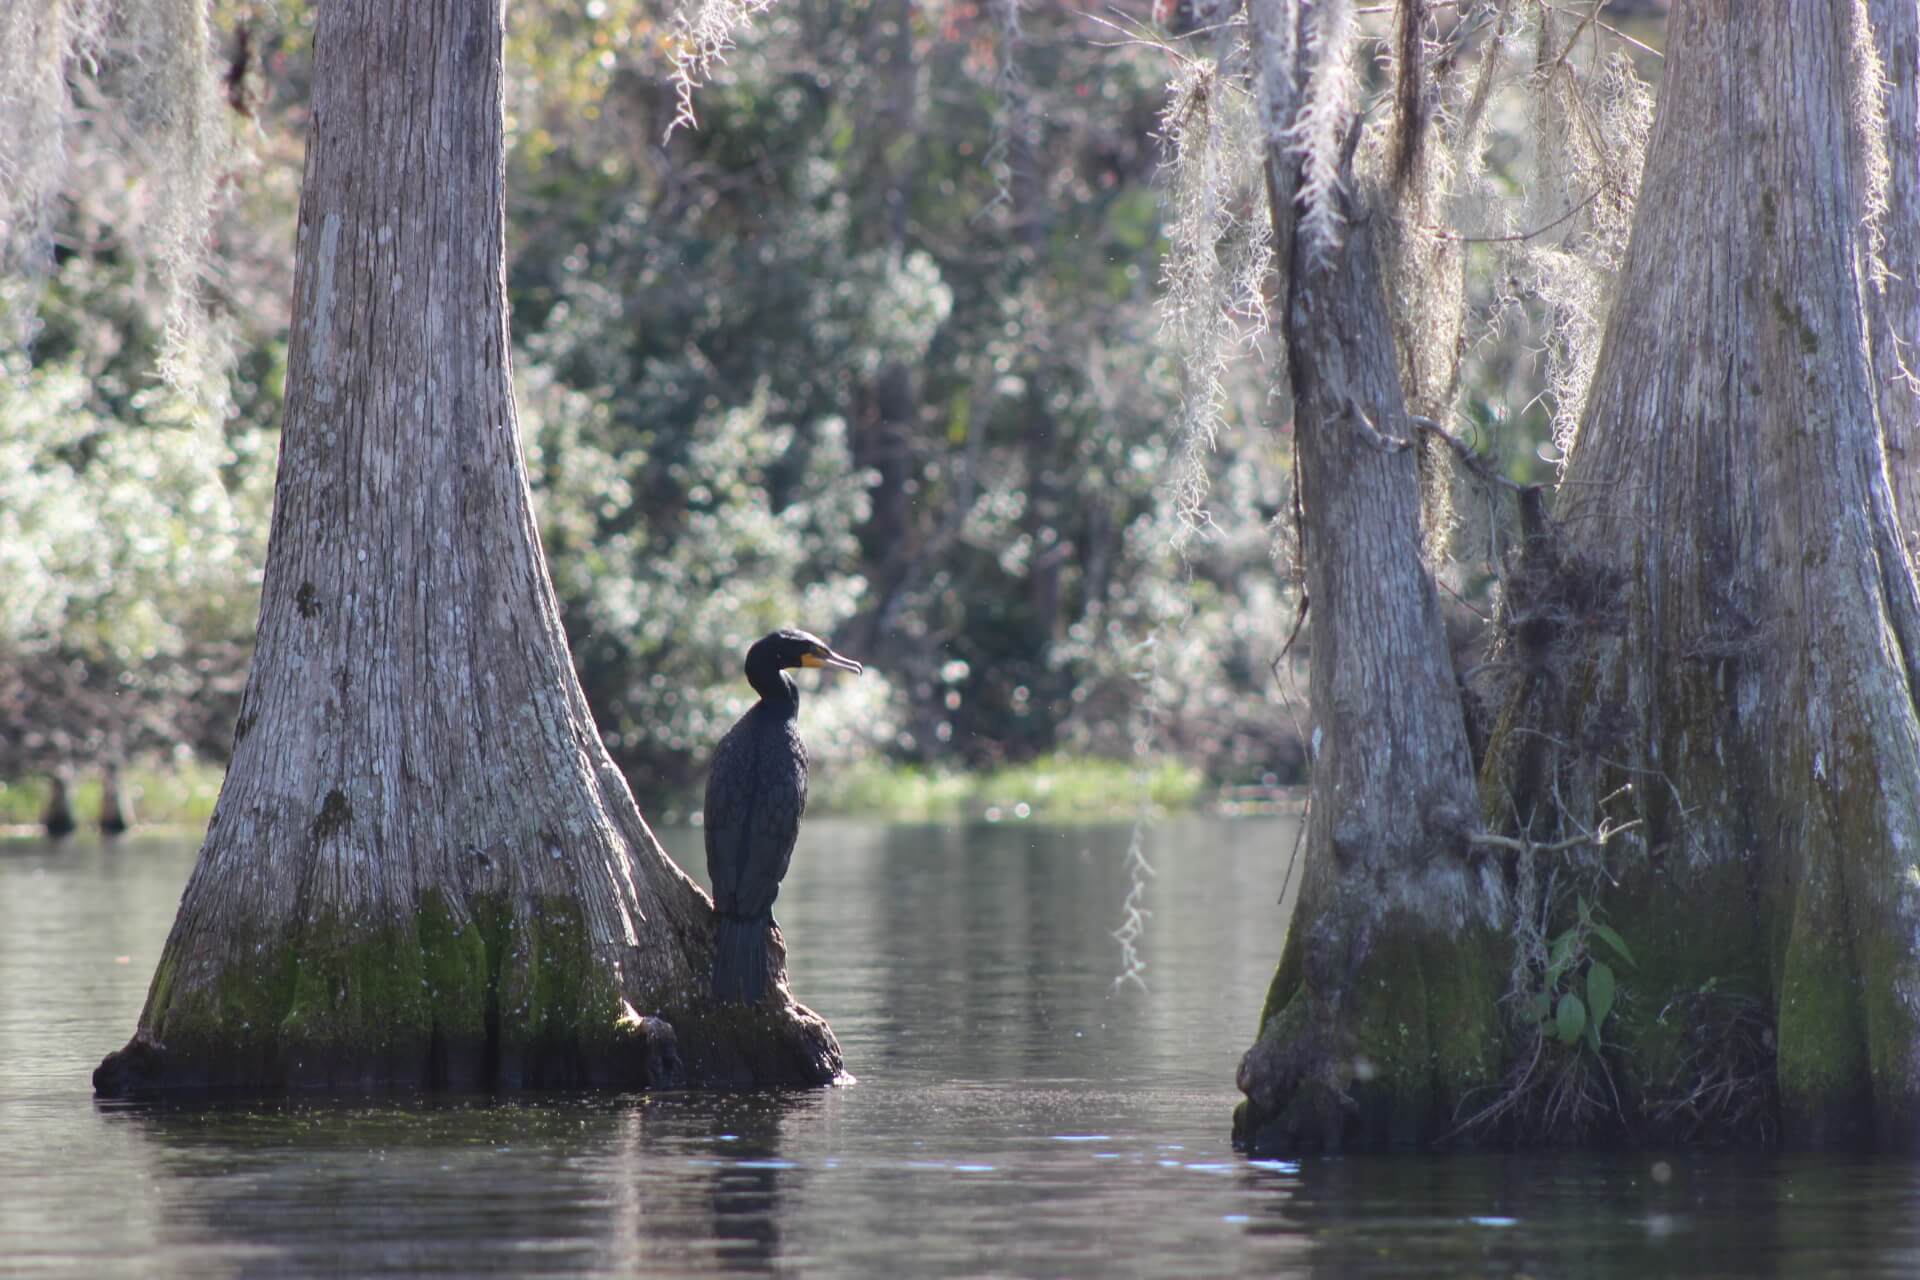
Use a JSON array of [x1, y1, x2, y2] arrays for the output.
[[1503, 0, 1920, 1146], [1233, 0, 1503, 1154], [94, 0, 839, 1094]]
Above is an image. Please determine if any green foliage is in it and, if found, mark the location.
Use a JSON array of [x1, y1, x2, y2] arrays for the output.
[[0, 339, 272, 768], [0, 356, 267, 664], [1553, 991, 1586, 1046], [521, 367, 890, 797], [1586, 960, 1616, 1032], [1525, 894, 1635, 1055], [1589, 921, 1636, 968], [507, 0, 1296, 793], [3, 0, 1303, 806]]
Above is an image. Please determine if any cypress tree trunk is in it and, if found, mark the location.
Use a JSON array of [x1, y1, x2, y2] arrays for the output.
[[1233, 0, 1502, 1154], [94, 0, 839, 1095], [98, 763, 131, 836], [1503, 0, 1920, 1146], [40, 770, 75, 839]]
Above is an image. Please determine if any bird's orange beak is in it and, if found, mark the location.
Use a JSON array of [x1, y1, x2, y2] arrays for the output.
[[801, 646, 864, 675]]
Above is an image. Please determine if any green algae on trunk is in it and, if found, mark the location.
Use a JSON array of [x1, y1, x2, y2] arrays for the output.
[[1235, 919, 1505, 1152], [94, 894, 692, 1094]]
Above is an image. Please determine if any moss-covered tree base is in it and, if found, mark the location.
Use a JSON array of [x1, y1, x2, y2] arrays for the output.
[[1233, 918, 1506, 1154], [93, 897, 841, 1097]]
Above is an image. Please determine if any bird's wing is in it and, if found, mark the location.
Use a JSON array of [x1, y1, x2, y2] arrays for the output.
[[703, 724, 754, 911], [772, 730, 807, 887], [731, 725, 804, 918]]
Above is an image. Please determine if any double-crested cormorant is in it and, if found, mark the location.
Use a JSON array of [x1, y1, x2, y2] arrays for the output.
[[706, 628, 863, 1004]]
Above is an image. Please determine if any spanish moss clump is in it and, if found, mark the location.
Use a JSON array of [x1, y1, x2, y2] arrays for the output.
[[0, 0, 228, 394], [0, 2, 110, 335], [1361, 0, 1481, 559], [982, 0, 1029, 220], [1155, 26, 1271, 548], [124, 0, 226, 394], [1847, 0, 1892, 289], [663, 0, 780, 138], [1106, 15, 1274, 988], [1503, 11, 1652, 461], [1288, 0, 1357, 257], [1369, 0, 1466, 417]]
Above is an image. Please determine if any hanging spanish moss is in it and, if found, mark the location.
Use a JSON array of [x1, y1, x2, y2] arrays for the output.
[[1156, 19, 1271, 543], [663, 0, 780, 138], [0, 1, 106, 302], [1483, 6, 1653, 463], [0, 0, 227, 393], [1108, 13, 1275, 988], [1847, 0, 1892, 290], [982, 0, 1029, 220]]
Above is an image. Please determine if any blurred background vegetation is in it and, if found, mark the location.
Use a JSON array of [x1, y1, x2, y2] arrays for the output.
[[1, 0, 1662, 826]]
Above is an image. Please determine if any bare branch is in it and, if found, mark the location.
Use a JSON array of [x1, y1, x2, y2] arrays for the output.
[[1430, 188, 1601, 244], [1410, 414, 1538, 496], [1466, 816, 1642, 856]]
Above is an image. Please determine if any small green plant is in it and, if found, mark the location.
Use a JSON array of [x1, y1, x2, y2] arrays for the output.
[[1524, 894, 1636, 1054]]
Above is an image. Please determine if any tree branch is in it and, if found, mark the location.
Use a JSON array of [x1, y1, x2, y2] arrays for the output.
[[1467, 816, 1642, 855]]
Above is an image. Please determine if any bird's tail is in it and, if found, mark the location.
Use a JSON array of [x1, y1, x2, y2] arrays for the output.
[[713, 914, 771, 1004]]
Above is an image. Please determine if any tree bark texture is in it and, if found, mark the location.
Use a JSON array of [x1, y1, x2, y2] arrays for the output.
[[1233, 0, 1503, 1155], [1509, 0, 1920, 1146], [95, 0, 839, 1095]]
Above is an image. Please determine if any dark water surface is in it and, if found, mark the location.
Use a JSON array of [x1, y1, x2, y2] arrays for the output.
[[4, 819, 1918, 1277]]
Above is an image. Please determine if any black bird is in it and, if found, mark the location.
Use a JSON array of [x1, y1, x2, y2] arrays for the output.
[[706, 628, 863, 1003]]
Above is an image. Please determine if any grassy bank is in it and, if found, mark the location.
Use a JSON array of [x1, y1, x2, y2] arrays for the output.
[[0, 760, 225, 832], [809, 754, 1205, 822], [3, 754, 1212, 834]]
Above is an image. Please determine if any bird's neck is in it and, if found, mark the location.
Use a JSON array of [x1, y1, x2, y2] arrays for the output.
[[748, 668, 799, 713]]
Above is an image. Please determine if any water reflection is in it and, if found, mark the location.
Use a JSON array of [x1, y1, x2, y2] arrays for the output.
[[680, 1094, 809, 1270], [656, 817, 1293, 1091], [90, 1091, 832, 1274], [1228, 1150, 1920, 1278], [101, 1098, 612, 1273], [13, 823, 1920, 1276]]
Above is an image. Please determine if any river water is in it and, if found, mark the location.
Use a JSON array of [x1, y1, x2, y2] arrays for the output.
[[3, 817, 1918, 1277]]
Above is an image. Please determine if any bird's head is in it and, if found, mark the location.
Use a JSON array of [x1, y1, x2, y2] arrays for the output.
[[745, 629, 864, 683]]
